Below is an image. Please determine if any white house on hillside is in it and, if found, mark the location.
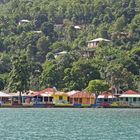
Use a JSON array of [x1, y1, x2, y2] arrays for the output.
[[54, 51, 68, 58], [18, 19, 30, 25], [87, 38, 111, 48]]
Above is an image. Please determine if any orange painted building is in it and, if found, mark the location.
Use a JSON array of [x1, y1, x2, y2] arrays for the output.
[[69, 91, 96, 105]]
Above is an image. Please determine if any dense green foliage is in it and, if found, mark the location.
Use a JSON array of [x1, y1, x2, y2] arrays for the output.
[[1, 0, 140, 92], [8, 55, 30, 92], [86, 80, 110, 94]]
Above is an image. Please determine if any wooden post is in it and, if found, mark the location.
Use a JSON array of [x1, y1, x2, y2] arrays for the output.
[[11, 97, 13, 105], [72, 97, 74, 104], [22, 96, 24, 104], [0, 97, 2, 105], [48, 97, 50, 103], [90, 96, 92, 105], [78, 98, 79, 104], [43, 96, 44, 103], [18, 92, 22, 105]]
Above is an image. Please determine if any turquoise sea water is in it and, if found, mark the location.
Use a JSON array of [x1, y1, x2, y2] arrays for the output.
[[0, 108, 140, 140]]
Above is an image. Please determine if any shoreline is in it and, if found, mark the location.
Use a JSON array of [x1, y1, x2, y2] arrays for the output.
[[1, 106, 140, 109]]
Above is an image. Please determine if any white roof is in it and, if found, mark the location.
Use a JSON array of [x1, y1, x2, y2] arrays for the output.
[[32, 31, 42, 33], [74, 26, 81, 29], [40, 93, 52, 97], [54, 51, 68, 58], [98, 95, 116, 99], [0, 91, 11, 97], [87, 38, 111, 43], [119, 94, 140, 98], [20, 20, 30, 23], [9, 92, 33, 97], [56, 51, 67, 55]]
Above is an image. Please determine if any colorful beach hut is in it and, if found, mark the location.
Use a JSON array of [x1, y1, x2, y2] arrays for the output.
[[0, 91, 12, 106], [69, 91, 96, 107], [37, 89, 68, 104], [97, 91, 117, 107], [9, 92, 34, 106], [32, 88, 70, 107], [53, 91, 68, 104], [33, 88, 56, 104], [119, 90, 140, 107]]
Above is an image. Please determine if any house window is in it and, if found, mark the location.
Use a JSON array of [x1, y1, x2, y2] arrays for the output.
[[49, 97, 53, 102], [38, 97, 42, 102], [126, 98, 128, 102], [59, 96, 63, 100], [44, 97, 48, 102], [120, 98, 123, 101], [79, 98, 82, 104], [74, 98, 78, 103], [100, 99, 103, 102], [133, 97, 136, 102]]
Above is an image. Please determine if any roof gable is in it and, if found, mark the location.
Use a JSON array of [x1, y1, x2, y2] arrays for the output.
[[124, 90, 139, 95], [70, 91, 95, 98]]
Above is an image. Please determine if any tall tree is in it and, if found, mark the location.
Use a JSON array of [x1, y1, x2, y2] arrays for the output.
[[41, 21, 55, 39], [8, 55, 30, 104], [63, 59, 100, 91]]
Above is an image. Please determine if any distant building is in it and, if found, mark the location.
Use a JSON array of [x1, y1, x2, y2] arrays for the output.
[[18, 19, 30, 25], [80, 47, 95, 58], [87, 38, 111, 48], [74, 25, 81, 30], [68, 91, 96, 105], [119, 90, 140, 107], [54, 24, 64, 29], [54, 23, 63, 26], [54, 51, 68, 58], [32, 31, 42, 34], [111, 32, 128, 40], [97, 91, 117, 103]]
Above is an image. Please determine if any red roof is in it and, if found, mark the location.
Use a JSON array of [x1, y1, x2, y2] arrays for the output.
[[40, 88, 56, 93], [70, 91, 95, 98], [33, 88, 56, 96], [124, 90, 139, 95]]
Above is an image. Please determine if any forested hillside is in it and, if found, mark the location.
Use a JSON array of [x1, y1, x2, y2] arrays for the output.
[[0, 0, 140, 93]]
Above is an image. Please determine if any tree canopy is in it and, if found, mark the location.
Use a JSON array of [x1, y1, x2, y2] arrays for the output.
[[0, 0, 140, 92]]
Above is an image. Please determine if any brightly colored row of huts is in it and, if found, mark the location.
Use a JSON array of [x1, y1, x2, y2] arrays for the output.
[[0, 88, 95, 107], [1, 88, 140, 108], [97, 89, 140, 108]]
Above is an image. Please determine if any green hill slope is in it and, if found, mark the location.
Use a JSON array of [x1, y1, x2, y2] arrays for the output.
[[0, 0, 140, 92]]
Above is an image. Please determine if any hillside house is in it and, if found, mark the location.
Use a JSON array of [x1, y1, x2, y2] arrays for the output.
[[18, 19, 30, 25], [87, 38, 111, 48]]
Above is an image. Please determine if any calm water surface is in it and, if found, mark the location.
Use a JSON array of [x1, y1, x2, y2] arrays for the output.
[[0, 108, 140, 140]]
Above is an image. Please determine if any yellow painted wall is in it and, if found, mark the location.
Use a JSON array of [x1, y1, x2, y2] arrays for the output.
[[63, 95, 68, 101], [82, 98, 88, 104], [82, 98, 95, 104], [53, 94, 68, 103], [53, 94, 96, 105], [70, 97, 95, 104]]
